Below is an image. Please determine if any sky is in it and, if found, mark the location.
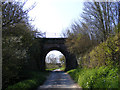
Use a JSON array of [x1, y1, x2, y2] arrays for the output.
[[23, 0, 84, 38], [23, 0, 84, 61], [22, 0, 120, 62]]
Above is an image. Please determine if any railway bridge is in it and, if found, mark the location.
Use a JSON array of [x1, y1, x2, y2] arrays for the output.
[[36, 38, 78, 71]]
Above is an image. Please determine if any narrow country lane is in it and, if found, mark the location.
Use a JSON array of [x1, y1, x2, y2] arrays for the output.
[[37, 69, 82, 90]]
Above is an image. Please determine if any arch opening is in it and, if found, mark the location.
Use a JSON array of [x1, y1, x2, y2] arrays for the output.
[[45, 50, 66, 71], [38, 38, 78, 71]]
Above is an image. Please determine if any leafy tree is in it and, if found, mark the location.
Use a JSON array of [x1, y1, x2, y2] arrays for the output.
[[2, 1, 37, 89], [66, 32, 94, 57]]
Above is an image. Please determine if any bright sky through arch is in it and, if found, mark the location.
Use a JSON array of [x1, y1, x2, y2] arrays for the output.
[[23, 0, 84, 38], [45, 50, 64, 63]]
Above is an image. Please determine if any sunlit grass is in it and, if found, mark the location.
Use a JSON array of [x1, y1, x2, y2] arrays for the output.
[[67, 66, 119, 88], [46, 68, 59, 71]]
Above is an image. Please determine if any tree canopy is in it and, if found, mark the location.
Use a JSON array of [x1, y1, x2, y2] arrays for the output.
[[2, 1, 39, 89]]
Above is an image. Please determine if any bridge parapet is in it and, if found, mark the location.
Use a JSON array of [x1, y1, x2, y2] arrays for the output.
[[39, 38, 67, 44]]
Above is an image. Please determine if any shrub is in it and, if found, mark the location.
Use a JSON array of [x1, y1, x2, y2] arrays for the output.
[[80, 32, 120, 68], [68, 66, 119, 88], [5, 71, 49, 90]]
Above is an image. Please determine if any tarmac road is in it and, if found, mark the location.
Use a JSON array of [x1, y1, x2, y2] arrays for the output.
[[37, 69, 82, 90]]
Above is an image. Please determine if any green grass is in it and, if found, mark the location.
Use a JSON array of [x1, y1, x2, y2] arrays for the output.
[[46, 68, 59, 71], [60, 67, 65, 71], [5, 71, 49, 90], [46, 67, 66, 71], [67, 66, 119, 89]]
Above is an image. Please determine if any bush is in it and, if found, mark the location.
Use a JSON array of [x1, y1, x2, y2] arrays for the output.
[[68, 66, 119, 88], [5, 71, 49, 90], [79, 32, 120, 68]]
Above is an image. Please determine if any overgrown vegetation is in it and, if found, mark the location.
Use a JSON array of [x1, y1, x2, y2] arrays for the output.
[[67, 33, 119, 88], [68, 66, 119, 88], [79, 32, 120, 68], [65, 1, 119, 89], [2, 1, 44, 89], [5, 71, 49, 90]]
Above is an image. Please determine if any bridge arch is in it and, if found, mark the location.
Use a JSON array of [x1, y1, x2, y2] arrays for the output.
[[38, 38, 78, 71]]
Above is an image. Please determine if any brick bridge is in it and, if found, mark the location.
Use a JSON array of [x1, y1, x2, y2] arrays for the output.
[[37, 38, 78, 71]]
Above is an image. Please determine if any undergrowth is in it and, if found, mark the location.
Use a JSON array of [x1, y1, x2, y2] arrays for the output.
[[5, 71, 49, 90], [67, 66, 119, 89]]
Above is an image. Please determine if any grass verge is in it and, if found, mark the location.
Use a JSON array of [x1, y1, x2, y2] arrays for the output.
[[46, 68, 59, 71], [5, 71, 49, 90], [60, 67, 65, 71], [67, 66, 119, 88]]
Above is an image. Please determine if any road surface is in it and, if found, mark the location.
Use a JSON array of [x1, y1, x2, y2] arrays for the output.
[[37, 69, 82, 90]]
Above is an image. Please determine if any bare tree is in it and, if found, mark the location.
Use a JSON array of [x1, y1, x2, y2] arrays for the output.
[[2, 0, 36, 28], [81, 1, 119, 41], [46, 54, 57, 64]]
